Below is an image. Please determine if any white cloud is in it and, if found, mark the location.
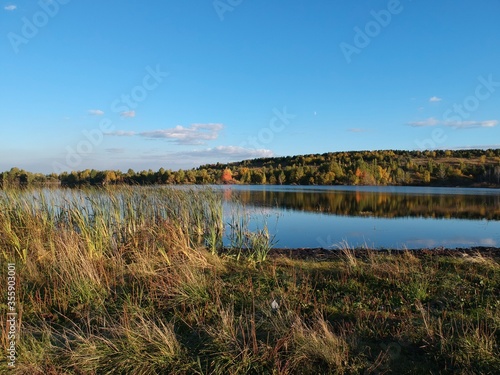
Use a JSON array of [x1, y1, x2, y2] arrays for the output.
[[104, 130, 136, 137], [408, 118, 498, 129], [88, 109, 104, 116], [408, 117, 440, 127], [347, 128, 368, 133], [106, 123, 224, 145], [189, 145, 274, 159], [139, 123, 223, 145], [448, 120, 498, 129], [453, 144, 500, 150], [100, 146, 275, 172], [479, 238, 498, 246], [138, 146, 274, 167], [105, 148, 125, 154], [120, 110, 136, 118], [4, 5, 17, 11], [429, 96, 442, 102]]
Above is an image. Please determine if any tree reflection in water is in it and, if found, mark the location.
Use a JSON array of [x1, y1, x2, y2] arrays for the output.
[[228, 187, 500, 221]]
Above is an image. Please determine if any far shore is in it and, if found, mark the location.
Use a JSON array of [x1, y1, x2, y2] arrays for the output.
[[268, 246, 500, 260]]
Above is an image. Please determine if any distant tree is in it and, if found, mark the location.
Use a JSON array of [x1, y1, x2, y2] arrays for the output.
[[377, 166, 391, 185], [268, 174, 277, 184], [292, 166, 304, 184], [221, 168, 233, 184], [251, 170, 266, 184], [238, 167, 251, 183], [437, 164, 447, 180], [175, 170, 185, 184], [494, 166, 500, 184], [197, 169, 210, 184], [394, 168, 405, 184], [185, 170, 196, 184], [423, 170, 431, 184]]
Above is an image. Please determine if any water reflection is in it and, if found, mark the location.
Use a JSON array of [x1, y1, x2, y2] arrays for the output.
[[226, 186, 500, 221]]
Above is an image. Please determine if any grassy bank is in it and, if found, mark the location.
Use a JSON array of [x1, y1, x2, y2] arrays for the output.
[[1, 187, 499, 374]]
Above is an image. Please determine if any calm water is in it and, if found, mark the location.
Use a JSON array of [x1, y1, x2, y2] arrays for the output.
[[219, 185, 500, 249], [5, 185, 499, 250]]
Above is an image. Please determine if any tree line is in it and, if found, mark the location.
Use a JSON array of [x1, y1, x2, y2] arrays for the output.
[[2, 149, 500, 188]]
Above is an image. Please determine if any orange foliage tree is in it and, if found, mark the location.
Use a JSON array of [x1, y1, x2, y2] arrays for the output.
[[221, 168, 233, 183]]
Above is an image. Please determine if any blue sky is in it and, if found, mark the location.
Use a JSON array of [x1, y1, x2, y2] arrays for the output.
[[1, 0, 499, 174]]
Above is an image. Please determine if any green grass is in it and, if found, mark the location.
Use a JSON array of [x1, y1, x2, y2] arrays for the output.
[[0, 187, 499, 374]]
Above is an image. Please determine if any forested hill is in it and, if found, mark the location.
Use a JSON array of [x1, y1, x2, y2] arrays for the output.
[[1, 149, 500, 187], [198, 149, 500, 187]]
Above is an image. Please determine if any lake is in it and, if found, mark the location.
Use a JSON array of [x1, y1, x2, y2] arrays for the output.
[[219, 185, 500, 249]]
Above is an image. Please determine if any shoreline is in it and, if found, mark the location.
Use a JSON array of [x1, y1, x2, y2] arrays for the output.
[[268, 246, 500, 260]]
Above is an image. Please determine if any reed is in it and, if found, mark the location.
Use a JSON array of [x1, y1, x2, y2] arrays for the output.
[[226, 202, 276, 262]]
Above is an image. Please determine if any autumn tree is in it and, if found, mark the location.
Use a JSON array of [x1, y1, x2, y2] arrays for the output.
[[221, 168, 233, 183]]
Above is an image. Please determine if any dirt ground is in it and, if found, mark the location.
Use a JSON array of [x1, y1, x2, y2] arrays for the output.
[[269, 246, 500, 260]]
